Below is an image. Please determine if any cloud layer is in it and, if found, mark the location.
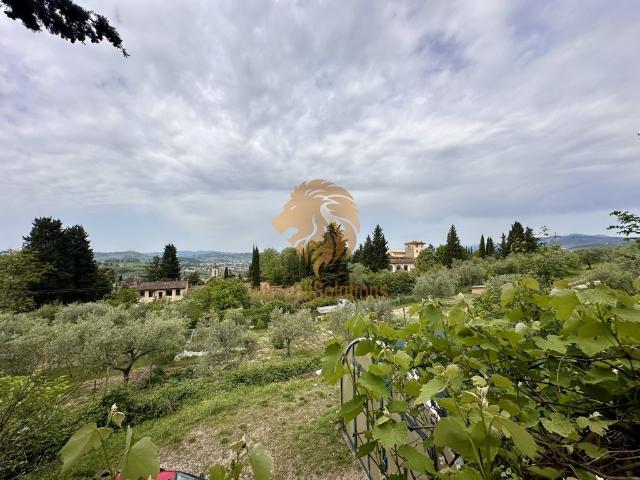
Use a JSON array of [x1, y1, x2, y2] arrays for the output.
[[1, 0, 639, 251]]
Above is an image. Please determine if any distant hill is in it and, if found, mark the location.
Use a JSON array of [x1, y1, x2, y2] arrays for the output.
[[540, 234, 627, 250], [94, 250, 252, 263]]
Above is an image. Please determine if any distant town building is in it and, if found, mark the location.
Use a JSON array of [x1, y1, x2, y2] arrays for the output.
[[388, 240, 425, 272], [210, 264, 220, 279], [138, 281, 188, 303]]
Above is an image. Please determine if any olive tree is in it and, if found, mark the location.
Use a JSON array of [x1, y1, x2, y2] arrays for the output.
[[269, 308, 314, 356]]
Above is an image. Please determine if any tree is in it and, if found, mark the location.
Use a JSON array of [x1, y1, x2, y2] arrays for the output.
[[369, 225, 390, 272], [415, 244, 439, 272], [143, 256, 162, 281], [298, 246, 314, 279], [250, 246, 260, 288], [314, 223, 350, 287], [486, 236, 496, 257], [23, 217, 110, 304], [260, 248, 283, 285], [269, 308, 314, 357], [281, 247, 300, 286], [84, 306, 186, 382], [608, 210, 640, 242], [185, 270, 202, 285], [499, 233, 508, 258], [198, 312, 253, 362], [181, 278, 250, 326], [441, 225, 465, 267], [361, 235, 373, 270], [105, 288, 139, 307], [478, 235, 486, 258], [1, 0, 128, 55], [0, 251, 47, 312], [159, 244, 180, 280], [578, 248, 609, 270], [523, 227, 539, 253], [223, 267, 230, 279], [348, 263, 370, 288]]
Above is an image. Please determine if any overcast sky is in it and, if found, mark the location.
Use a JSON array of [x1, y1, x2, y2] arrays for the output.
[[1, 1, 639, 253]]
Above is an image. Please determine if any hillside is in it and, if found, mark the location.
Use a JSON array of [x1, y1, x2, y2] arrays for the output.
[[540, 233, 627, 249], [94, 250, 252, 263]]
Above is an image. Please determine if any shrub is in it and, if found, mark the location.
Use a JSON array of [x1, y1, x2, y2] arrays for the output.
[[413, 269, 458, 298], [269, 308, 315, 356], [222, 356, 320, 387], [579, 262, 637, 293], [368, 270, 416, 296], [450, 259, 487, 288]]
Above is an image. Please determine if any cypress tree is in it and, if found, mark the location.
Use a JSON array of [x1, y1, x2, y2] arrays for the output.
[[223, 267, 229, 279], [442, 224, 464, 267], [506, 222, 526, 254], [159, 244, 181, 279], [361, 235, 373, 270], [499, 233, 508, 258], [524, 227, 539, 253], [314, 223, 349, 287], [478, 235, 486, 258], [486, 237, 496, 256], [370, 225, 390, 272], [250, 246, 261, 288]]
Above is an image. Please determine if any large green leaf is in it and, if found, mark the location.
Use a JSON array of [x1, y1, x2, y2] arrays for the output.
[[321, 341, 345, 384], [368, 362, 393, 377], [120, 436, 160, 480], [60, 423, 111, 473], [576, 415, 615, 435], [340, 395, 365, 422], [549, 289, 579, 320], [372, 420, 408, 450], [533, 335, 568, 354], [500, 283, 516, 308], [248, 443, 273, 480], [359, 371, 390, 399], [393, 350, 412, 371], [495, 417, 538, 459], [433, 417, 474, 458], [208, 465, 226, 480], [397, 445, 436, 475], [415, 376, 447, 404], [541, 413, 576, 438]]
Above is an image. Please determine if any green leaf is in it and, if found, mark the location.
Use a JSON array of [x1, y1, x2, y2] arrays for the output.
[[248, 443, 273, 480], [397, 445, 436, 475], [404, 379, 422, 397], [433, 417, 474, 458], [549, 289, 579, 320], [386, 399, 408, 413], [521, 277, 540, 291], [415, 376, 447, 404], [576, 415, 615, 435], [340, 395, 365, 423], [60, 423, 111, 473], [372, 420, 408, 450], [578, 442, 607, 459], [358, 371, 390, 399], [541, 413, 576, 438], [356, 441, 377, 458], [321, 341, 345, 384], [533, 335, 568, 354], [393, 350, 412, 370], [451, 468, 484, 480], [528, 466, 562, 479], [120, 436, 160, 480], [368, 362, 393, 377], [490, 373, 515, 393], [495, 417, 538, 459], [501, 283, 516, 308], [348, 315, 366, 337], [208, 465, 226, 480], [355, 340, 374, 356]]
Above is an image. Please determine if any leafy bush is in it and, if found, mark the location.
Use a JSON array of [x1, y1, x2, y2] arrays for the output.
[[323, 276, 640, 479], [450, 259, 487, 288], [244, 300, 298, 329], [222, 356, 320, 387], [579, 262, 638, 293], [180, 278, 250, 326], [269, 308, 315, 356], [368, 270, 416, 296], [492, 246, 580, 286], [413, 269, 459, 298]]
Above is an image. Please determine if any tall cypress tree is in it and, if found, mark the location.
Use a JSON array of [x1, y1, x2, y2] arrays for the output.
[[499, 233, 508, 258], [361, 235, 373, 269], [478, 235, 486, 258], [250, 246, 261, 287], [486, 237, 496, 256], [506, 222, 526, 254], [442, 224, 464, 267], [223, 267, 230, 279], [159, 244, 181, 279], [370, 225, 390, 272]]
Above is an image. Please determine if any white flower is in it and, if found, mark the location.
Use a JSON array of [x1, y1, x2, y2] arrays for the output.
[[613, 368, 619, 375], [515, 322, 527, 334]]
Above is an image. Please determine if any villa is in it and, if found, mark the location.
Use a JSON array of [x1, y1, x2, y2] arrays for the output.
[[388, 240, 425, 272]]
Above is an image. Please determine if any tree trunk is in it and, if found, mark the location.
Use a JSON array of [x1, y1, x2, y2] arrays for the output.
[[123, 366, 132, 383], [286, 340, 291, 357]]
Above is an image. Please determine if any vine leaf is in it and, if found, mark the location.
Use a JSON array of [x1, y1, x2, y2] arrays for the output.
[[358, 371, 390, 399], [372, 420, 408, 449], [433, 417, 474, 458], [208, 465, 226, 480], [415, 376, 447, 404], [60, 423, 111, 472], [495, 417, 538, 459], [120, 429, 159, 480], [397, 444, 436, 475], [340, 395, 365, 422], [541, 413, 576, 438], [248, 443, 273, 480]]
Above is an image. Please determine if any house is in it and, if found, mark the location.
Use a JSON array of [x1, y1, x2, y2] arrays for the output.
[[138, 281, 188, 303], [388, 240, 425, 272]]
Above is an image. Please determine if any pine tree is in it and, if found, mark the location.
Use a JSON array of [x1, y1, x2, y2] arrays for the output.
[[250, 246, 261, 288], [499, 233, 508, 258], [361, 235, 373, 269], [23, 217, 109, 304], [506, 222, 526, 254], [486, 237, 496, 256], [524, 227, 539, 253], [314, 223, 349, 287], [281, 247, 300, 286], [442, 224, 465, 267], [223, 267, 230, 279], [159, 244, 181, 279], [144, 256, 162, 281], [478, 235, 486, 258], [370, 224, 390, 272]]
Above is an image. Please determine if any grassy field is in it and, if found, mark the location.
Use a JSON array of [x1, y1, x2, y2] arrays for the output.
[[25, 325, 364, 480]]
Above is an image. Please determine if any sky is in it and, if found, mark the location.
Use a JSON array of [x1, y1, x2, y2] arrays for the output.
[[1, 1, 639, 253]]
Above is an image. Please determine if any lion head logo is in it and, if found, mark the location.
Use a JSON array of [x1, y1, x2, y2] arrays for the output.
[[272, 179, 359, 253]]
